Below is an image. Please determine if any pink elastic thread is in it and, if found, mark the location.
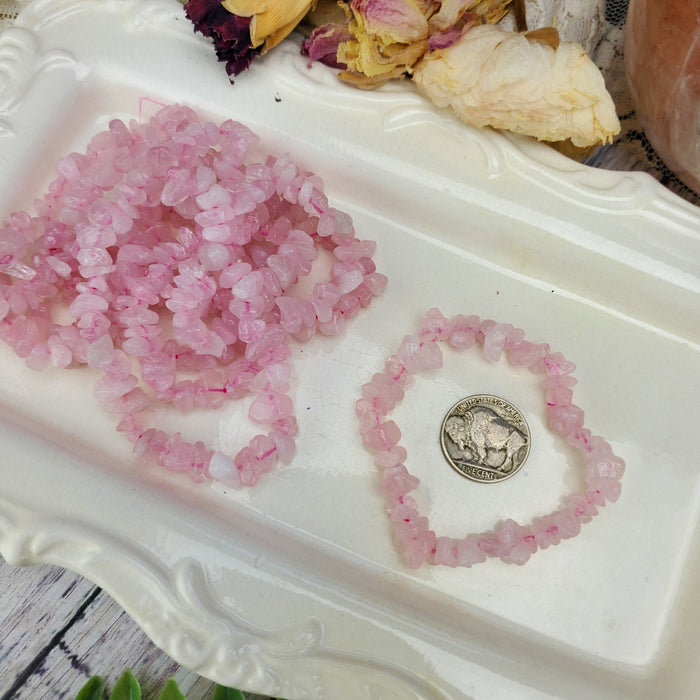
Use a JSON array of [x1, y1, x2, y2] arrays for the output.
[[0, 104, 387, 488], [357, 308, 624, 569]]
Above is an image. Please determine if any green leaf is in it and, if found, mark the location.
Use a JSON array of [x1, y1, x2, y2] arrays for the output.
[[74, 676, 105, 700], [108, 670, 141, 700], [212, 686, 245, 700], [158, 678, 187, 700]]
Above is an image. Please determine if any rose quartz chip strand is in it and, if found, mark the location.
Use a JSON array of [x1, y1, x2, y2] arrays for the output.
[[0, 104, 387, 487], [357, 308, 625, 569]]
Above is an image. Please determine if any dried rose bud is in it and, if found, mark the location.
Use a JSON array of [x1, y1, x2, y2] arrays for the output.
[[303, 0, 512, 88]]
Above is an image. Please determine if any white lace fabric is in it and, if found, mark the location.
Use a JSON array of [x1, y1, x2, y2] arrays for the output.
[[0, 0, 29, 30]]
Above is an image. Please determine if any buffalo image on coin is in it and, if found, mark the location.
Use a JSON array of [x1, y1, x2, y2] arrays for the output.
[[440, 395, 530, 483]]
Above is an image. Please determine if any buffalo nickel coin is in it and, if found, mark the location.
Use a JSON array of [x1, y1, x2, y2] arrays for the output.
[[440, 395, 530, 483]]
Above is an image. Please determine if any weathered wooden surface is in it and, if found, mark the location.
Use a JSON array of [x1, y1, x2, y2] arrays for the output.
[[0, 557, 271, 700]]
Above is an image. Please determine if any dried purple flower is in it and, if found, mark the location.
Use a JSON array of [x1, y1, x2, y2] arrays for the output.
[[184, 0, 261, 78]]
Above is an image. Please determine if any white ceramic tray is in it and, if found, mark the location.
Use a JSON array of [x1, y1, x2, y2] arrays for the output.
[[1, 1, 700, 698]]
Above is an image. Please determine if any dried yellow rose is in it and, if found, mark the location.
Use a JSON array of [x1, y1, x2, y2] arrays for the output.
[[222, 0, 317, 53], [324, 0, 516, 87], [336, 0, 430, 83]]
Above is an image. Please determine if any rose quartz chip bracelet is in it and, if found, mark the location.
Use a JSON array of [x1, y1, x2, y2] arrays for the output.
[[357, 308, 625, 569], [0, 104, 386, 487]]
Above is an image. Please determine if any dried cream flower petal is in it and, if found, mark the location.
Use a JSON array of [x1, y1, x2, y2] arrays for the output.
[[413, 24, 620, 147], [469, 0, 514, 24], [428, 0, 477, 32]]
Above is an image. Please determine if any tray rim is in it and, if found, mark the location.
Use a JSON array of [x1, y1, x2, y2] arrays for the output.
[[2, 1, 700, 698]]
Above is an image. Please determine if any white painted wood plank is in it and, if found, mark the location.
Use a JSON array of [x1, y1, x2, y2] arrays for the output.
[[0, 560, 98, 697], [0, 558, 271, 700]]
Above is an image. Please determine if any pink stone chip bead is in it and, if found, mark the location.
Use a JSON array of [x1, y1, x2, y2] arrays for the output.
[[357, 308, 624, 570], [0, 104, 387, 488]]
